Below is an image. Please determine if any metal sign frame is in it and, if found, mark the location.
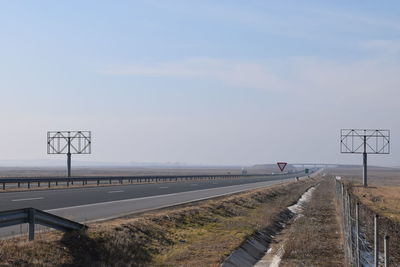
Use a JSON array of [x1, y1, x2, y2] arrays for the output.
[[47, 131, 91, 155], [340, 129, 390, 187], [340, 129, 390, 154], [47, 131, 92, 177]]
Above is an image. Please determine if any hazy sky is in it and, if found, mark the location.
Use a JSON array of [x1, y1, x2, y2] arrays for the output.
[[1, 1, 399, 166]]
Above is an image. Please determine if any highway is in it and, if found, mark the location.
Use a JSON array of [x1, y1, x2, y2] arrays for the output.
[[0, 173, 313, 238]]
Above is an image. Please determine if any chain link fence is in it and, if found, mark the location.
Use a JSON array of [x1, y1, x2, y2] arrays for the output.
[[335, 178, 399, 267]]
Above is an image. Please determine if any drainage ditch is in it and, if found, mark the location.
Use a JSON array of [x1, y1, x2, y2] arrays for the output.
[[222, 185, 318, 267]]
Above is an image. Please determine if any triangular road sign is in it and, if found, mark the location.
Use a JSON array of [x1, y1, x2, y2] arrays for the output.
[[277, 162, 287, 172]]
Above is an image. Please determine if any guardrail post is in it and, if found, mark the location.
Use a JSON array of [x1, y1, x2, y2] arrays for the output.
[[82, 180, 85, 186], [109, 179, 112, 184], [28, 209, 35, 241], [374, 214, 379, 267], [18, 182, 20, 188], [384, 234, 389, 267], [48, 181, 51, 188], [67, 180, 69, 187], [56, 181, 58, 186], [38, 182, 40, 187], [2, 183, 4, 190], [97, 180, 99, 186], [28, 182, 30, 189]]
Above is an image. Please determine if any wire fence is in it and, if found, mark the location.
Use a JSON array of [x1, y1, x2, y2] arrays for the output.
[[335, 179, 398, 267]]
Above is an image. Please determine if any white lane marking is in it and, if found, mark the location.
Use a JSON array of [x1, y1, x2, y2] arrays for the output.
[[108, 190, 124, 194], [63, 181, 292, 224], [159, 187, 169, 189], [45, 180, 291, 213], [12, 197, 44, 202]]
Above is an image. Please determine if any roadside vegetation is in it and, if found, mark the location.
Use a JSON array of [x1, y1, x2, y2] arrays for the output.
[[350, 184, 400, 265], [352, 185, 400, 223], [0, 178, 318, 266], [330, 168, 400, 265], [279, 179, 344, 267]]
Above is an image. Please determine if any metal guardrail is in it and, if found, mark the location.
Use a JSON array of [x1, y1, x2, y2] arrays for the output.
[[0, 170, 313, 190], [0, 208, 86, 241]]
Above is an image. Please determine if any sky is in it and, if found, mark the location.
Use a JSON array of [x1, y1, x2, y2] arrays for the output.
[[0, 1, 399, 166]]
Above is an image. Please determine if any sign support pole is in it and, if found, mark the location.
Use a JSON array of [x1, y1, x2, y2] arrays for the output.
[[363, 135, 367, 187], [67, 136, 72, 177]]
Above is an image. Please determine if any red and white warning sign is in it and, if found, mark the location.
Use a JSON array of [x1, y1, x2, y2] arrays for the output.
[[277, 162, 287, 172]]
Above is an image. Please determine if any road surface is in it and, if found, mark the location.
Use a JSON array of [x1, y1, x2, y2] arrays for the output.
[[0, 173, 312, 238]]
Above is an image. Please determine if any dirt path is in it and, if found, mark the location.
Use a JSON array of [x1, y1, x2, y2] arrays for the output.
[[274, 178, 345, 267]]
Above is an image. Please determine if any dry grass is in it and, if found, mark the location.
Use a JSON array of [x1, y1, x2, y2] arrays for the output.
[[0, 179, 318, 266], [329, 166, 400, 186], [280, 179, 344, 267], [348, 184, 400, 265], [0, 166, 280, 177], [352, 186, 400, 223]]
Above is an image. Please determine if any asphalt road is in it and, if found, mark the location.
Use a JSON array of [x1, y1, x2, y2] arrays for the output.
[[0, 173, 314, 238]]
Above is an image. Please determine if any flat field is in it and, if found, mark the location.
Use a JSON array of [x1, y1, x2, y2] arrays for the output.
[[0, 164, 287, 178], [330, 166, 400, 222]]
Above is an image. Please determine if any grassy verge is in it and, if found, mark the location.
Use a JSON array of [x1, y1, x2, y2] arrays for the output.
[[349, 184, 400, 265], [0, 178, 318, 266], [352, 186, 400, 223], [279, 179, 344, 267]]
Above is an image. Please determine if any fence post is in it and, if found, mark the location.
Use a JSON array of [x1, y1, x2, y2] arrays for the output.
[[356, 202, 360, 267], [48, 181, 51, 188], [374, 214, 379, 267], [346, 192, 353, 264], [3, 183, 5, 190], [28, 209, 35, 241], [28, 182, 30, 189], [384, 234, 389, 267]]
